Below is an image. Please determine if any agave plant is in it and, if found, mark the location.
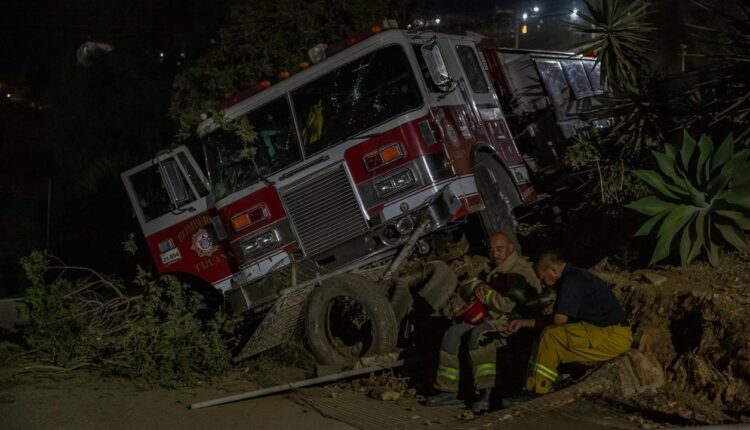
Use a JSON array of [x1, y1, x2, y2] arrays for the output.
[[627, 131, 750, 266], [570, 0, 656, 89]]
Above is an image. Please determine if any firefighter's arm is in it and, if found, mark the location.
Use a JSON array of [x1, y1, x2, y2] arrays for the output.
[[475, 284, 515, 314], [500, 313, 568, 337]]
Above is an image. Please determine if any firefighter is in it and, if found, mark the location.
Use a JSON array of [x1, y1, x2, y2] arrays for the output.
[[500, 250, 632, 407], [425, 233, 542, 413]]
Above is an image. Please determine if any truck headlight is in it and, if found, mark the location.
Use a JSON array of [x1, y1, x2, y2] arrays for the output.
[[241, 229, 280, 257], [373, 169, 416, 198]]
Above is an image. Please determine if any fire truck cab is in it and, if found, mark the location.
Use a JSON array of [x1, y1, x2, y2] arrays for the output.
[[122, 24, 538, 360]]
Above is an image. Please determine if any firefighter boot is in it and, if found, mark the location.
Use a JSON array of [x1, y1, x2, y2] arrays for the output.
[[424, 391, 462, 407], [471, 389, 491, 414]]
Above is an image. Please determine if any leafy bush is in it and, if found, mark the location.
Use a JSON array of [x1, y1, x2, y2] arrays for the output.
[[105, 272, 236, 387], [563, 127, 649, 206], [627, 132, 750, 266], [19, 252, 116, 368], [18, 251, 237, 387]]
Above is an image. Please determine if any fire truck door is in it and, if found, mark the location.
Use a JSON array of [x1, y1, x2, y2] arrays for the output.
[[122, 146, 211, 239], [444, 41, 499, 146]]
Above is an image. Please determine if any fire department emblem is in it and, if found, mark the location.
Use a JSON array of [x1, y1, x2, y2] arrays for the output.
[[191, 228, 218, 257]]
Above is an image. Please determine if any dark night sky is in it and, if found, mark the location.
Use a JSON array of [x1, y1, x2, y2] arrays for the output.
[[0, 0, 563, 89], [2, 1, 100, 81], [0, 0, 231, 92]]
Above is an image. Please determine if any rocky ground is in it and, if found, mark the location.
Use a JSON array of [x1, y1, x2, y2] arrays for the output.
[[596, 253, 750, 424]]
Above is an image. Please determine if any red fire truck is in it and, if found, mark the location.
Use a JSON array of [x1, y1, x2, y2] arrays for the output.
[[121, 21, 541, 363]]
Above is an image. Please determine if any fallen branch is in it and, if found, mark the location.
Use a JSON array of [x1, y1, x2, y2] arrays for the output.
[[14, 362, 96, 375]]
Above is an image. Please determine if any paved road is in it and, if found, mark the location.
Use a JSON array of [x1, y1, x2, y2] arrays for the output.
[[1, 373, 355, 430]]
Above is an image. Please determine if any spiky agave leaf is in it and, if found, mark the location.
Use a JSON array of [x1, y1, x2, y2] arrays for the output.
[[626, 131, 750, 266], [569, 0, 656, 88]]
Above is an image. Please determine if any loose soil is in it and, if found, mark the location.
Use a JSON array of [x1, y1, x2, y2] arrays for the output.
[[594, 252, 750, 424]]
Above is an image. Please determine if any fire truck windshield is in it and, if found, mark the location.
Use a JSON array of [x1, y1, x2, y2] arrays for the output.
[[292, 44, 422, 155], [204, 44, 422, 200], [204, 96, 302, 199]]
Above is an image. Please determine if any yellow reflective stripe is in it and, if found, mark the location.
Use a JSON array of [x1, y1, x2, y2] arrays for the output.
[[537, 363, 558, 378], [438, 366, 460, 380], [473, 363, 496, 377], [534, 363, 558, 381], [438, 371, 459, 380], [484, 289, 494, 303]]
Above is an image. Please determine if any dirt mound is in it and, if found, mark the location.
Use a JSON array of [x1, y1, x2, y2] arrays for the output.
[[594, 253, 750, 423]]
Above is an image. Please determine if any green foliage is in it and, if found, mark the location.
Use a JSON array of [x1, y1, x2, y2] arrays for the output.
[[122, 233, 138, 256], [687, 1, 750, 140], [106, 273, 236, 387], [19, 252, 104, 367], [169, 0, 418, 141], [563, 127, 649, 206], [571, 0, 656, 87], [18, 251, 237, 387], [627, 132, 750, 266]]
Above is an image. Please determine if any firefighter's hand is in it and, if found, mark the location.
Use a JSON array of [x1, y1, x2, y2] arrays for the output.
[[500, 319, 534, 337], [474, 283, 490, 301]]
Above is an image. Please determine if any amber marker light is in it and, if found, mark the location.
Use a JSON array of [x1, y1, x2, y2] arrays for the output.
[[231, 205, 269, 232], [380, 145, 402, 163], [363, 143, 405, 172]]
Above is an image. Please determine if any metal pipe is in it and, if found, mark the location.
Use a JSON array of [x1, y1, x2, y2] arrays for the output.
[[382, 218, 431, 281], [189, 359, 405, 410]]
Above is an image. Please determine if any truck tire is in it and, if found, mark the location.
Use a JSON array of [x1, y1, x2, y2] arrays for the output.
[[474, 153, 520, 248], [305, 274, 399, 366]]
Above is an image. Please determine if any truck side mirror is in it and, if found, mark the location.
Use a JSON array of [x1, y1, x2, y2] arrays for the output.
[[160, 159, 190, 207], [421, 42, 454, 91]]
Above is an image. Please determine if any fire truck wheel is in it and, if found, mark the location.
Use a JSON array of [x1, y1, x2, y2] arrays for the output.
[[474, 153, 520, 248], [305, 274, 399, 366]]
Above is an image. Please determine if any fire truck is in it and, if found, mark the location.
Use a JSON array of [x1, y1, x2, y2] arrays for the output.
[[121, 21, 548, 364]]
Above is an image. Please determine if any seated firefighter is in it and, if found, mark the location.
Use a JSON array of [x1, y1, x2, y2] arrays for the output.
[[425, 233, 542, 413], [501, 251, 633, 406]]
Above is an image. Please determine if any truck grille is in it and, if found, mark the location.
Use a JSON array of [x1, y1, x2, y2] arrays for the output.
[[281, 165, 369, 257]]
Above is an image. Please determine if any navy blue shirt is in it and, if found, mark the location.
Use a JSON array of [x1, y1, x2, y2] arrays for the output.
[[554, 265, 628, 327]]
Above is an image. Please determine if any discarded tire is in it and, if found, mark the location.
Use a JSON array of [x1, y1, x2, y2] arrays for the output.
[[474, 153, 520, 248], [305, 274, 399, 366]]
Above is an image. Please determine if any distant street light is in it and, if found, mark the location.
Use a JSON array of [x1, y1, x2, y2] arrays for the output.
[[533, 6, 540, 12], [522, 12, 529, 20]]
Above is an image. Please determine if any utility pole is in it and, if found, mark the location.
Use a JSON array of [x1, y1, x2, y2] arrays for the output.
[[45, 178, 51, 249]]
